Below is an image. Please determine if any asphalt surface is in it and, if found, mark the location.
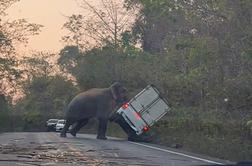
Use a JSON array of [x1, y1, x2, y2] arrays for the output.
[[0, 132, 231, 166]]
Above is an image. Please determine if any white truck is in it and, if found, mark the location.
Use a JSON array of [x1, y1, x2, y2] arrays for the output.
[[110, 85, 170, 140]]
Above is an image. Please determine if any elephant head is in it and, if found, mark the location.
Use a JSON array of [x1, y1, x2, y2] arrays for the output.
[[110, 82, 128, 105]]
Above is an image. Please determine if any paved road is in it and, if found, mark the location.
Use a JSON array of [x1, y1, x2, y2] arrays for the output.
[[0, 132, 230, 166]]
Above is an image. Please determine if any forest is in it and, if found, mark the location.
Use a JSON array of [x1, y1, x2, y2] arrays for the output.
[[0, 0, 251, 161]]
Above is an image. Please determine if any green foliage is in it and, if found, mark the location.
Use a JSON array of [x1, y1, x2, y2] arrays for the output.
[[0, 111, 10, 131], [21, 52, 57, 81], [0, 94, 8, 111], [0, 0, 42, 97], [58, 46, 81, 72], [23, 111, 42, 127], [0, 94, 11, 131], [246, 120, 252, 136], [15, 75, 78, 125]]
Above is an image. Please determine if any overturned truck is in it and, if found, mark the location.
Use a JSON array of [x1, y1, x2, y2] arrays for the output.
[[110, 85, 170, 141]]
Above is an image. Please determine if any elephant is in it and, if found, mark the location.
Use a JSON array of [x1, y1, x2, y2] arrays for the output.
[[60, 82, 127, 139]]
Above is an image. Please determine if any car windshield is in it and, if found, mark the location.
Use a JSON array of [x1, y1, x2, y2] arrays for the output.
[[48, 119, 58, 123], [58, 120, 65, 124]]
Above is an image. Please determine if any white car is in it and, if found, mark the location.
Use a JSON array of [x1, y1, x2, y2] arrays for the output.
[[46, 119, 59, 131], [55, 119, 66, 132]]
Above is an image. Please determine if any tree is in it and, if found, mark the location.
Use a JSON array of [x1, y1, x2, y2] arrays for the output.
[[62, 0, 139, 50], [0, 0, 42, 98], [0, 93, 11, 131], [125, 0, 188, 54], [15, 75, 78, 130], [21, 51, 57, 80], [0, 94, 8, 111], [126, 0, 252, 109], [58, 45, 81, 72]]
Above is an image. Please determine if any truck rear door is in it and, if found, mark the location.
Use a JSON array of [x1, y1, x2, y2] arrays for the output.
[[129, 85, 170, 126], [141, 98, 170, 126], [130, 85, 160, 112]]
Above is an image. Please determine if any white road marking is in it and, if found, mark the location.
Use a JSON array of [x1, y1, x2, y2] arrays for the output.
[[129, 142, 224, 165], [16, 163, 34, 166], [113, 153, 119, 157]]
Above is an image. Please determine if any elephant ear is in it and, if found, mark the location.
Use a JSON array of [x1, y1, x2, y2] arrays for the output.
[[110, 82, 127, 105], [110, 82, 121, 99]]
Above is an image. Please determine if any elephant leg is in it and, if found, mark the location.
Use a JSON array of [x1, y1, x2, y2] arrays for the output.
[[97, 118, 108, 140], [60, 119, 72, 137], [69, 119, 89, 137]]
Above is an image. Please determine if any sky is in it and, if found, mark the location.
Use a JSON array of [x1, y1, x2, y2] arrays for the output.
[[7, 0, 84, 52]]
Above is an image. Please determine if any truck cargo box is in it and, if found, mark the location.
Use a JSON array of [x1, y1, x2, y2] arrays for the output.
[[111, 85, 170, 136]]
